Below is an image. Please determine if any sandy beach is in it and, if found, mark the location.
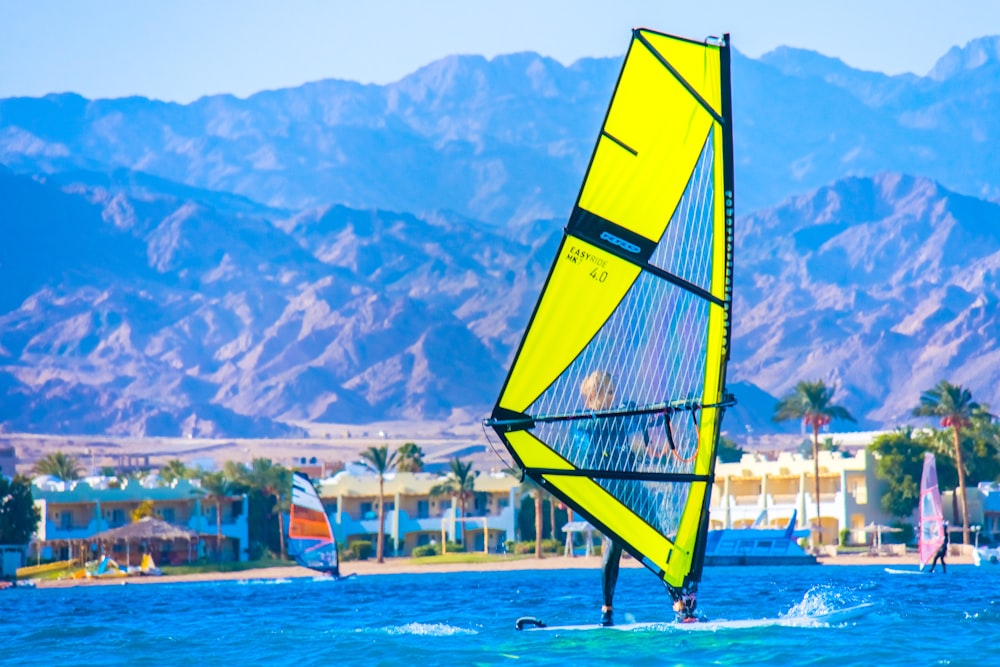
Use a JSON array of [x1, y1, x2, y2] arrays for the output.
[[33, 550, 974, 589]]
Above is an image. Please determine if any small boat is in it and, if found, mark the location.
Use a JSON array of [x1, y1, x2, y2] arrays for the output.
[[703, 510, 817, 566], [288, 472, 342, 578], [127, 553, 162, 576]]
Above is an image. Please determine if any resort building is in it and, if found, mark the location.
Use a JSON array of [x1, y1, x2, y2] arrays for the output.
[[943, 482, 1000, 544], [317, 465, 520, 555], [712, 447, 898, 546], [31, 476, 249, 564], [307, 434, 942, 555], [25, 429, 993, 565], [312, 440, 910, 556]]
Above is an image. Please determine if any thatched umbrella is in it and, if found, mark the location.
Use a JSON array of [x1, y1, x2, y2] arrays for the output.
[[92, 517, 198, 567]]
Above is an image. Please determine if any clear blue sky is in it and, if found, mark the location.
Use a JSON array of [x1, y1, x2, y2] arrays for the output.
[[3, 0, 1000, 102]]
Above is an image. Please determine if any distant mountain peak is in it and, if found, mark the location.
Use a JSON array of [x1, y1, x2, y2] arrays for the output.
[[928, 35, 1000, 80], [759, 46, 855, 77]]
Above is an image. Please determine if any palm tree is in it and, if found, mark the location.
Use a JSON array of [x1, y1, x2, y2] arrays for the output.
[[159, 459, 190, 485], [396, 442, 425, 473], [360, 445, 398, 563], [503, 467, 545, 559], [200, 471, 237, 564], [430, 458, 477, 549], [237, 459, 292, 559], [913, 381, 991, 545], [773, 380, 855, 546], [131, 500, 155, 522], [33, 452, 83, 481], [526, 477, 546, 558]]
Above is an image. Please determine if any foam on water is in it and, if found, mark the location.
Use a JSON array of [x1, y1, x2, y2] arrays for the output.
[[782, 583, 865, 618], [375, 623, 478, 636]]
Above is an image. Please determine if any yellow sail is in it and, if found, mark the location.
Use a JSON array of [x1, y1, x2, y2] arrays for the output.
[[487, 29, 734, 595]]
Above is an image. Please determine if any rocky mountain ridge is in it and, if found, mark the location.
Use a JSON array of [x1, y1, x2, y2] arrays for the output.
[[4, 38, 1000, 440], [4, 37, 1000, 221]]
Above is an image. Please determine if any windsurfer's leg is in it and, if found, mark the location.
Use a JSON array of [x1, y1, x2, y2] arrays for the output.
[[600, 538, 622, 625]]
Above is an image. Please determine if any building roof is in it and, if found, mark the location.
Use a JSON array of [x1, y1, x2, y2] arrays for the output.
[[319, 470, 518, 497], [92, 517, 198, 541]]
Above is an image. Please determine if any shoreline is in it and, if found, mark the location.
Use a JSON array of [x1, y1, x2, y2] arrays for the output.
[[32, 551, 974, 589]]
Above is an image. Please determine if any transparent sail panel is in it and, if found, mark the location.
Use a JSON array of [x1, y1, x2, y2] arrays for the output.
[[647, 128, 715, 291], [292, 539, 339, 571], [530, 271, 711, 420], [528, 270, 710, 535]]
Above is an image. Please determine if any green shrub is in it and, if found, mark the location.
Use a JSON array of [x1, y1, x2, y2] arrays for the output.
[[512, 539, 562, 555], [412, 544, 439, 558], [350, 540, 373, 560], [839, 528, 850, 547]]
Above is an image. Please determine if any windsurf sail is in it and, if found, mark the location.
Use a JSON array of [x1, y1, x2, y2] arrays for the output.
[[289, 472, 340, 576], [486, 28, 735, 614], [918, 453, 945, 570]]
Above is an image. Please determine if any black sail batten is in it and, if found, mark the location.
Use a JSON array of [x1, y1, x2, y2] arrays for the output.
[[599, 130, 639, 156], [634, 30, 724, 127], [567, 209, 725, 308], [528, 468, 713, 483], [487, 396, 736, 433]]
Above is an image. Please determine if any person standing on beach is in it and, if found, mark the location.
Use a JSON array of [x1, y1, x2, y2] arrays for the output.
[[929, 521, 950, 573], [574, 370, 651, 626]]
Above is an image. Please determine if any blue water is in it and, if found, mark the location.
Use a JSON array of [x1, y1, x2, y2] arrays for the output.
[[3, 564, 999, 666]]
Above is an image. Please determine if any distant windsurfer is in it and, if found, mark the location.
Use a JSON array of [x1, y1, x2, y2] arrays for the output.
[[576, 370, 652, 626], [929, 520, 949, 573]]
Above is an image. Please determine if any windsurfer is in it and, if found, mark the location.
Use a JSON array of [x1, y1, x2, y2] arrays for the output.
[[577, 370, 651, 626], [929, 521, 949, 573]]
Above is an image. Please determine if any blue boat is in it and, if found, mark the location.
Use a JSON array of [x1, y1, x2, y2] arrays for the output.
[[703, 509, 818, 566]]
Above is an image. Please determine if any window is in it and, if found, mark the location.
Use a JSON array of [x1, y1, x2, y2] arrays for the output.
[[848, 477, 868, 504], [111, 509, 126, 525], [231, 500, 242, 518], [417, 500, 429, 519], [60, 512, 72, 529], [161, 507, 176, 523]]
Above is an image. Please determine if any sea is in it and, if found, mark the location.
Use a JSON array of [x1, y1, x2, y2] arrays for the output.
[[3, 564, 998, 666]]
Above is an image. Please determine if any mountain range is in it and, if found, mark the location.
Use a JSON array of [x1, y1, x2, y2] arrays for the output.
[[2, 36, 1000, 441]]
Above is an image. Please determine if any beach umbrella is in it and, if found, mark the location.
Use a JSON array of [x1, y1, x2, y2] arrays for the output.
[[863, 522, 902, 548]]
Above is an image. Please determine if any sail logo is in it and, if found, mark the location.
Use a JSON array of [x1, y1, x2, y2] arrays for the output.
[[599, 231, 641, 254], [566, 245, 607, 267]]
